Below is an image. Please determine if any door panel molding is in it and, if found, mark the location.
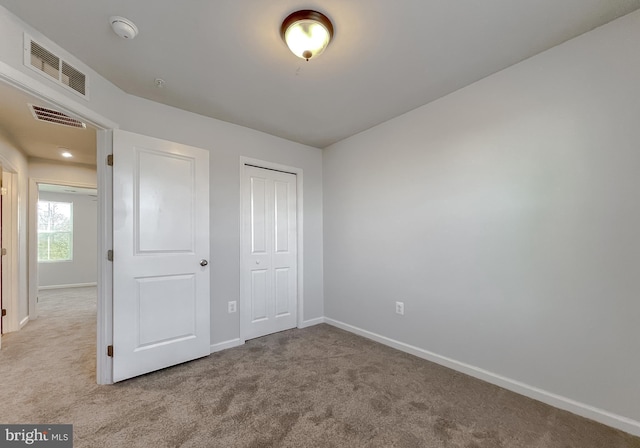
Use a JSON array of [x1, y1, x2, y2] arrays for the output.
[[113, 130, 210, 382], [239, 157, 304, 343]]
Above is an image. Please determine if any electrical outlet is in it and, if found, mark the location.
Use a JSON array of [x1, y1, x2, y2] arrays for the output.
[[228, 301, 237, 313], [395, 301, 404, 315]]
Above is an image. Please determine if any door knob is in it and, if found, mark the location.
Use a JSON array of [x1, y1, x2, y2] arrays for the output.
[[200, 259, 209, 267]]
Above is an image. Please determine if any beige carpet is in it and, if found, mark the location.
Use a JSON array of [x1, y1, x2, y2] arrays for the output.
[[0, 287, 638, 448]]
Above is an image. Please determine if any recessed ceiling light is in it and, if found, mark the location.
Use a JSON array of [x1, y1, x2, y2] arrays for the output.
[[61, 151, 73, 158]]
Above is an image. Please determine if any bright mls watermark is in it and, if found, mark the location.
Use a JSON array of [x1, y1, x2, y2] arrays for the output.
[[0, 425, 72, 447]]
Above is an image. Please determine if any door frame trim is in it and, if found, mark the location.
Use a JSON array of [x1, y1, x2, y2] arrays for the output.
[[0, 60, 117, 384], [239, 157, 304, 343]]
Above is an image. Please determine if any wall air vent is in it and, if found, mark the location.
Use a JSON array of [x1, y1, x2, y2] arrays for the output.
[[29, 104, 87, 129], [30, 41, 60, 79], [61, 61, 86, 96], [24, 35, 89, 100]]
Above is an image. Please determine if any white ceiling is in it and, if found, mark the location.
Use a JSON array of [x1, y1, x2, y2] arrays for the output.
[[0, 82, 97, 165], [1, 0, 639, 149]]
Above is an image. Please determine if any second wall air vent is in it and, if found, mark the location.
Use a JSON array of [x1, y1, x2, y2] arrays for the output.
[[25, 35, 89, 99], [30, 104, 87, 129]]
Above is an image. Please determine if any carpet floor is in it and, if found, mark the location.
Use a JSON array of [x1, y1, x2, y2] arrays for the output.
[[0, 287, 638, 447]]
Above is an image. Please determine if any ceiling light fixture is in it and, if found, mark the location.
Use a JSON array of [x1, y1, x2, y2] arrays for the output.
[[60, 150, 73, 158], [280, 10, 334, 61]]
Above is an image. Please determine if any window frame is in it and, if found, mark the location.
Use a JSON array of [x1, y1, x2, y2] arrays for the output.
[[37, 199, 74, 263]]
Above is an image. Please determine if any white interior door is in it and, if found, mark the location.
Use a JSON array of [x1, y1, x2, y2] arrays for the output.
[[112, 130, 210, 382], [242, 165, 297, 341]]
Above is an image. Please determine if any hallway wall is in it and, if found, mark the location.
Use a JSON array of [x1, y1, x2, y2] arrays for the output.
[[37, 191, 97, 288]]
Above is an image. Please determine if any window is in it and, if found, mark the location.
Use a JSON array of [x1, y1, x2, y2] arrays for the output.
[[38, 200, 73, 262]]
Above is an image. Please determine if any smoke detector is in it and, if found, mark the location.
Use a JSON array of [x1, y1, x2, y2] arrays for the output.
[[110, 16, 138, 39]]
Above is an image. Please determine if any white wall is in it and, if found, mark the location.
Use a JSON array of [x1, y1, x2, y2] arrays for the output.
[[37, 191, 97, 288], [324, 10, 640, 432], [29, 159, 97, 186], [0, 6, 324, 347]]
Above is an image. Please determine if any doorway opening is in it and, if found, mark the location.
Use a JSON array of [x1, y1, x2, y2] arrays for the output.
[[0, 64, 116, 383], [36, 183, 97, 290]]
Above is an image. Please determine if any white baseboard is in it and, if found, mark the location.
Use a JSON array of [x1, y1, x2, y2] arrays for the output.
[[19, 316, 29, 329], [210, 338, 243, 354], [209, 317, 325, 354], [299, 317, 325, 328], [39, 282, 97, 290], [324, 317, 640, 437]]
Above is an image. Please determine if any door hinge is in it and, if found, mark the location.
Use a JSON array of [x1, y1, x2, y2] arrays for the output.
[[107, 250, 113, 261], [1, 309, 6, 317], [106, 154, 113, 166], [107, 345, 114, 357], [1, 248, 6, 256], [0, 187, 7, 196]]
